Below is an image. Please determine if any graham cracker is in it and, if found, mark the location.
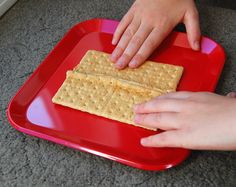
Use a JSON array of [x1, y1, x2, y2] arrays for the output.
[[52, 71, 161, 130], [52, 50, 184, 130], [74, 50, 183, 92]]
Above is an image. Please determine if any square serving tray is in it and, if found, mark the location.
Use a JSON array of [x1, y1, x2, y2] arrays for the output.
[[7, 19, 225, 170]]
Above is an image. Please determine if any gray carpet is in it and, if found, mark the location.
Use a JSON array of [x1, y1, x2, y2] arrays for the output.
[[0, 0, 236, 186], [197, 0, 236, 10]]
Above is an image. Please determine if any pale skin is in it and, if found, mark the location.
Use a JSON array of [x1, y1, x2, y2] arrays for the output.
[[134, 92, 236, 150], [111, 0, 200, 69], [112, 0, 236, 150]]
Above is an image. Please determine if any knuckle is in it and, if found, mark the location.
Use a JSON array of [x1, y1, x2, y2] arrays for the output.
[[123, 12, 132, 20], [131, 35, 142, 46], [113, 46, 124, 56], [154, 15, 168, 26], [145, 39, 156, 49], [122, 53, 131, 60], [189, 9, 199, 19], [124, 28, 134, 38], [143, 20, 155, 29], [122, 10, 133, 22], [154, 113, 163, 123], [115, 46, 124, 53], [158, 18, 168, 28], [184, 100, 202, 113]]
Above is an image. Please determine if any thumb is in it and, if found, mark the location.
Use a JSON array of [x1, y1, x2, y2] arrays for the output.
[[141, 130, 185, 148], [184, 9, 201, 51]]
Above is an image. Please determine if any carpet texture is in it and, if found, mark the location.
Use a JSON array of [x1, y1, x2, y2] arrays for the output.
[[0, 0, 236, 186]]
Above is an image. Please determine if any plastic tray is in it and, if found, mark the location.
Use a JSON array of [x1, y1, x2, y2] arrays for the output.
[[7, 19, 226, 170]]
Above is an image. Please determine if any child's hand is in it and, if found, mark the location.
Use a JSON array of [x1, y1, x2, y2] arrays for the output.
[[111, 0, 200, 69], [134, 92, 236, 150]]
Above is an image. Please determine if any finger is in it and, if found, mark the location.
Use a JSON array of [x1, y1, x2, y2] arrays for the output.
[[111, 18, 139, 62], [134, 112, 180, 130], [141, 130, 185, 148], [113, 20, 140, 69], [118, 24, 152, 68], [129, 27, 170, 68], [184, 9, 201, 51], [134, 98, 186, 113], [112, 11, 133, 45], [110, 46, 123, 63], [158, 91, 194, 100]]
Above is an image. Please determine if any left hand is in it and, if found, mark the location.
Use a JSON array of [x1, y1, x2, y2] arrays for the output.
[[133, 91, 236, 150], [110, 0, 200, 69]]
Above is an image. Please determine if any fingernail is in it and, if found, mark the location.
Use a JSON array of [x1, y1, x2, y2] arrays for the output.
[[115, 57, 124, 68], [141, 138, 148, 146], [193, 41, 200, 50], [112, 38, 116, 45], [133, 114, 140, 123], [110, 55, 115, 62], [129, 60, 137, 68], [111, 47, 121, 62], [110, 52, 117, 62]]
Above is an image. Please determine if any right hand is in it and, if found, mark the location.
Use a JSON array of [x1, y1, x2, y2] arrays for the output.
[[134, 92, 236, 150]]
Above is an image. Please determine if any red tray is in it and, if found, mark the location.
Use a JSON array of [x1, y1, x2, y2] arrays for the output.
[[7, 19, 225, 171]]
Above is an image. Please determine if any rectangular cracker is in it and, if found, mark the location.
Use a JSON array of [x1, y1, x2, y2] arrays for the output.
[[52, 71, 116, 115], [53, 50, 184, 130], [52, 71, 162, 130], [74, 50, 184, 92]]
